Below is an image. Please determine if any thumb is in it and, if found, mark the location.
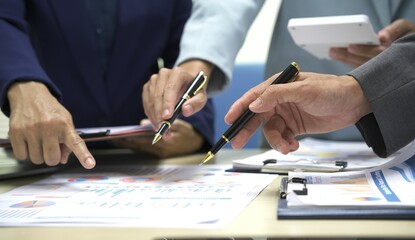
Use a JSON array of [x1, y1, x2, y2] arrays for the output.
[[378, 19, 415, 45]]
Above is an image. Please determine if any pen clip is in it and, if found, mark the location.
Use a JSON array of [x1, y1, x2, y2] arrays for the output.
[[192, 72, 207, 96]]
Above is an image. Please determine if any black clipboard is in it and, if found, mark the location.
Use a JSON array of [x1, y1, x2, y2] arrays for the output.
[[277, 177, 415, 220], [0, 124, 155, 148]]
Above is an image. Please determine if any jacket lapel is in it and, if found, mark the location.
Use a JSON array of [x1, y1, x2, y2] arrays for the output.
[[391, 0, 403, 19], [48, 0, 110, 115], [371, 0, 391, 27], [371, 0, 403, 26]]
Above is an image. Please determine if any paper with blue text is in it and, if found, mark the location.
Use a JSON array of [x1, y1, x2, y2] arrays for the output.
[[286, 141, 415, 207]]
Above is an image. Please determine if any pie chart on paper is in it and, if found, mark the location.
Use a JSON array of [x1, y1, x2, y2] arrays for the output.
[[10, 200, 56, 208]]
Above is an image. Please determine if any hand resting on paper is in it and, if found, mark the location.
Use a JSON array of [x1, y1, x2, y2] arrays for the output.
[[111, 119, 204, 158]]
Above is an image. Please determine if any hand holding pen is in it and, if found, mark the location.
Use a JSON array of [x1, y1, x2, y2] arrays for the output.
[[201, 62, 300, 164], [152, 71, 207, 144], [202, 62, 371, 165]]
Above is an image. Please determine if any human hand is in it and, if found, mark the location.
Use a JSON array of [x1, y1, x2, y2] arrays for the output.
[[7, 81, 95, 169], [224, 72, 371, 154], [142, 60, 212, 140], [330, 19, 415, 68], [111, 119, 204, 158]]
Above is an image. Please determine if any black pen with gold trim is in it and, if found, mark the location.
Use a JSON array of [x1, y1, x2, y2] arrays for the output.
[[200, 62, 300, 165], [152, 71, 207, 144]]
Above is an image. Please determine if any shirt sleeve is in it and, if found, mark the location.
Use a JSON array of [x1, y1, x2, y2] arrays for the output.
[[175, 0, 265, 96]]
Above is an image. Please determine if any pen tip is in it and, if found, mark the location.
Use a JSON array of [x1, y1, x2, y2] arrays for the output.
[[199, 151, 214, 165], [152, 134, 162, 145]]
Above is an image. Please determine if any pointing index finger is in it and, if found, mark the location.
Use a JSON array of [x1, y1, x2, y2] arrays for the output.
[[64, 129, 95, 169]]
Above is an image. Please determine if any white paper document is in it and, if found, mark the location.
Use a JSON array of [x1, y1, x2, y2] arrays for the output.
[[0, 164, 276, 228], [233, 138, 395, 173], [287, 141, 415, 207]]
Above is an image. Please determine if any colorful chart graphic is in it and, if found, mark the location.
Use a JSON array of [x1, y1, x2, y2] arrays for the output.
[[67, 176, 108, 182], [120, 177, 159, 183], [10, 200, 55, 208], [292, 150, 337, 159], [352, 197, 382, 202], [195, 173, 215, 177]]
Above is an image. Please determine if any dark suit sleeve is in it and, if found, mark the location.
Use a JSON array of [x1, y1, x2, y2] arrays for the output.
[[0, 1, 61, 116], [349, 33, 415, 157], [181, 99, 215, 150]]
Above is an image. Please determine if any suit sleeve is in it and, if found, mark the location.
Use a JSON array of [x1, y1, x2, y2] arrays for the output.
[[0, 1, 61, 116], [175, 0, 264, 96], [349, 33, 415, 157]]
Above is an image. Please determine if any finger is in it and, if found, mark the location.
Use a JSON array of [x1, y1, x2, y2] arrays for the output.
[[263, 115, 292, 154], [63, 129, 95, 169], [181, 90, 208, 117], [60, 144, 72, 164], [162, 130, 173, 141], [8, 131, 29, 161], [230, 114, 263, 150], [162, 119, 188, 141], [160, 68, 189, 116], [26, 135, 44, 165], [329, 48, 370, 68], [42, 134, 61, 166], [147, 71, 169, 128], [347, 44, 384, 59], [156, 68, 175, 122], [139, 118, 153, 127], [142, 74, 159, 127], [248, 83, 300, 113], [379, 19, 415, 45], [224, 80, 270, 125]]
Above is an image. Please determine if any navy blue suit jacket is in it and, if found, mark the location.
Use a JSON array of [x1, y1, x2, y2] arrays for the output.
[[0, 0, 214, 148]]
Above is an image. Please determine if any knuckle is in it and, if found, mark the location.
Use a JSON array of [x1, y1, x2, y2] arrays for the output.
[[30, 156, 44, 165], [159, 67, 169, 75], [70, 135, 86, 146], [149, 73, 158, 81]]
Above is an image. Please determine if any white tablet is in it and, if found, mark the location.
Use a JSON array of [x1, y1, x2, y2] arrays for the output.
[[287, 14, 379, 59]]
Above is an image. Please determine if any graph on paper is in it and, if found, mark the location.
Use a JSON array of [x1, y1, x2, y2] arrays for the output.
[[0, 164, 276, 228]]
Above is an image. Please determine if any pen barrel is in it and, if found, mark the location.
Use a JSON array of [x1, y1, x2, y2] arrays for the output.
[[210, 137, 229, 155], [209, 110, 255, 155], [156, 98, 185, 136], [171, 98, 186, 119], [157, 122, 170, 136], [224, 110, 256, 140]]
